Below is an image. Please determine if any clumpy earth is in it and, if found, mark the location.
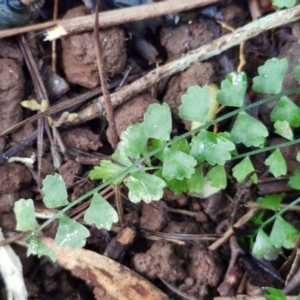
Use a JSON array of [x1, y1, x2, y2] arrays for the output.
[[0, 0, 300, 299], [61, 6, 127, 88]]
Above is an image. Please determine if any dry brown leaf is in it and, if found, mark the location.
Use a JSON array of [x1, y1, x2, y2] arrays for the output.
[[41, 237, 170, 300]]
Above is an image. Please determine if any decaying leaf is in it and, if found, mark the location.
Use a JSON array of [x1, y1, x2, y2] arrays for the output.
[[41, 237, 170, 300]]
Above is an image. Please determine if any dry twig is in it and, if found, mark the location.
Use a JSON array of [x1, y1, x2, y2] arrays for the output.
[[0, 0, 220, 40], [208, 207, 259, 251], [93, 3, 118, 149]]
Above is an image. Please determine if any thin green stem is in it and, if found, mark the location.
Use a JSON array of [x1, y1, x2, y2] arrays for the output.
[[260, 197, 300, 230], [231, 138, 300, 160]]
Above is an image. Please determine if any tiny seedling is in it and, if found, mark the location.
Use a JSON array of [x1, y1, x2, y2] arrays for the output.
[[13, 55, 300, 261], [252, 194, 299, 260]]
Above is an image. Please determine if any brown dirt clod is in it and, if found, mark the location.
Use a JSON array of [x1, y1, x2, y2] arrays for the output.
[[61, 127, 102, 152], [61, 6, 127, 89], [59, 160, 82, 187], [0, 163, 32, 194], [139, 201, 168, 232], [132, 240, 186, 282], [0, 58, 24, 133], [187, 245, 224, 297]]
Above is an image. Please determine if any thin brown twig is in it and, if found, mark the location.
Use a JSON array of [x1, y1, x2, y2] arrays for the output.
[[0, 0, 220, 40], [18, 36, 48, 188], [208, 207, 259, 251], [51, 0, 59, 72], [93, 2, 118, 149], [230, 171, 257, 226], [0, 231, 31, 247]]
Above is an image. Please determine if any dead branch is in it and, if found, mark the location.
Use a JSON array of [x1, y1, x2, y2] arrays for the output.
[[93, 3, 118, 149], [71, 4, 300, 125], [208, 208, 259, 251], [0, 0, 220, 40]]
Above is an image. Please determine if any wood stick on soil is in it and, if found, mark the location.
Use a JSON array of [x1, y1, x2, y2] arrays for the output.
[[71, 4, 300, 125], [93, 3, 118, 149], [208, 207, 259, 251], [0, 0, 220, 40]]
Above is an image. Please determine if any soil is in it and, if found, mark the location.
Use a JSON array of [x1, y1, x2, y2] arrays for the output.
[[0, 0, 300, 299]]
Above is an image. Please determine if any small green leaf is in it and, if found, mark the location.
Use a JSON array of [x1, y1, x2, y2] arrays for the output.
[[186, 166, 204, 194], [148, 139, 166, 161], [154, 169, 187, 195], [270, 216, 298, 249], [230, 112, 268, 147], [42, 174, 69, 209], [141, 148, 152, 167], [125, 172, 166, 203], [143, 103, 172, 141], [296, 151, 300, 162], [232, 156, 257, 183], [119, 123, 148, 159], [252, 228, 281, 260], [206, 165, 227, 189], [265, 149, 287, 178], [84, 194, 118, 230], [171, 137, 190, 154], [14, 199, 36, 231], [271, 96, 300, 127], [264, 287, 287, 300], [27, 237, 56, 262], [257, 194, 285, 211], [251, 210, 265, 226], [191, 177, 221, 198], [252, 58, 288, 94], [272, 0, 296, 8], [178, 85, 210, 123], [55, 216, 90, 249], [217, 72, 247, 107], [218, 132, 238, 155], [162, 148, 197, 181], [190, 130, 235, 165], [274, 120, 294, 141], [166, 178, 188, 195], [112, 149, 133, 167], [294, 65, 300, 81], [288, 168, 300, 190], [89, 160, 126, 185]]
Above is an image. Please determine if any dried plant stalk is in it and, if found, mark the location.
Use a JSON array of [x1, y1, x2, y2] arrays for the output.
[[0, 0, 220, 40]]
